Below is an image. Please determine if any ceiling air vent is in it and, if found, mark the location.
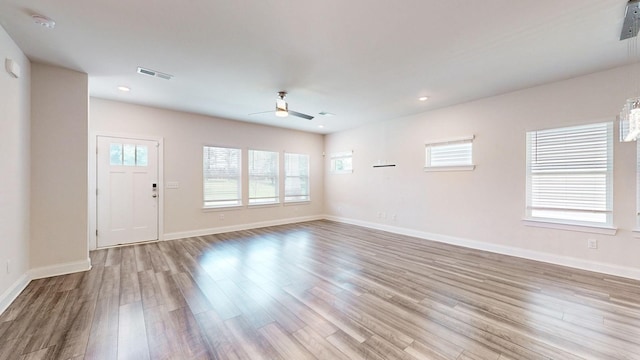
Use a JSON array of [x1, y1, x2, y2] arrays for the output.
[[136, 66, 173, 80]]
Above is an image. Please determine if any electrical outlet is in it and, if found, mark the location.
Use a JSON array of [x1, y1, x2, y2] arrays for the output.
[[587, 239, 598, 249], [381, 212, 387, 219], [219, 214, 225, 220], [391, 214, 397, 221], [377, 212, 382, 218]]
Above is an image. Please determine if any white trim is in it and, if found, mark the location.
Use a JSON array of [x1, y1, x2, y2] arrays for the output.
[[164, 215, 323, 240], [424, 165, 475, 172], [89, 132, 165, 251], [424, 135, 475, 145], [202, 205, 244, 212], [522, 218, 617, 235], [324, 215, 640, 281], [0, 273, 30, 316], [28, 258, 92, 280], [283, 200, 311, 206]]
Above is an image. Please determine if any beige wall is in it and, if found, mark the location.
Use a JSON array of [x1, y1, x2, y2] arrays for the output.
[[30, 63, 89, 269], [89, 98, 325, 242], [325, 63, 640, 278], [0, 25, 31, 301]]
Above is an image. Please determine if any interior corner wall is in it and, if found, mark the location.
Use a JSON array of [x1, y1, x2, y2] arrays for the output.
[[324, 63, 640, 279], [0, 25, 31, 305], [30, 63, 89, 272], [89, 98, 325, 242]]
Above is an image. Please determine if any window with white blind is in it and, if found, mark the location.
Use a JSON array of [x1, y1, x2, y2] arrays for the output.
[[330, 151, 353, 174], [284, 153, 310, 202], [425, 136, 475, 171], [526, 122, 613, 226], [637, 142, 640, 227], [248, 149, 279, 205], [203, 146, 241, 207]]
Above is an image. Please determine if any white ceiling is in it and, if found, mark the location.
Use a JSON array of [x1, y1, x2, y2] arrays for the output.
[[0, 0, 633, 134]]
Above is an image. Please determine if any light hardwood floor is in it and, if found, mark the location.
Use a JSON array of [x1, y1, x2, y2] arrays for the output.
[[1, 220, 640, 359]]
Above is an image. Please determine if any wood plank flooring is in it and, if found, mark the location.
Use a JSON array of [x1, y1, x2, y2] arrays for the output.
[[2, 220, 640, 359]]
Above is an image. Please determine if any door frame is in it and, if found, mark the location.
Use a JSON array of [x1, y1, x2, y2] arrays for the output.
[[89, 131, 164, 251]]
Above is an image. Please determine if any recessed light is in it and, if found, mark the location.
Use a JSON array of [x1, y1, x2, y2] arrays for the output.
[[318, 112, 335, 117], [117, 86, 131, 92], [31, 14, 56, 29], [318, 125, 325, 129], [418, 96, 429, 101]]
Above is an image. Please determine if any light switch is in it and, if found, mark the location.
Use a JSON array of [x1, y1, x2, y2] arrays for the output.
[[166, 181, 179, 189]]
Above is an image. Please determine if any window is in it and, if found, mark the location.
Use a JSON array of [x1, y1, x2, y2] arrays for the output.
[[284, 153, 310, 202], [526, 122, 613, 226], [637, 142, 640, 227], [203, 146, 241, 207], [330, 151, 353, 174], [425, 136, 474, 171], [109, 143, 148, 167], [248, 150, 279, 205]]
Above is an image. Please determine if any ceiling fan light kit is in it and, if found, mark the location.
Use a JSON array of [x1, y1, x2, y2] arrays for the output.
[[249, 91, 314, 120], [275, 92, 289, 117]]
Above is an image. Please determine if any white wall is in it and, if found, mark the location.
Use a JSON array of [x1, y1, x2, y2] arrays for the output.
[[30, 63, 89, 273], [89, 98, 325, 244], [325, 63, 640, 279], [0, 25, 31, 309]]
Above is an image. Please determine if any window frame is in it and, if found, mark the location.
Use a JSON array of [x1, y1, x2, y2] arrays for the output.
[[202, 145, 242, 209], [330, 151, 353, 174], [525, 121, 613, 228], [284, 152, 310, 203], [424, 135, 475, 172]]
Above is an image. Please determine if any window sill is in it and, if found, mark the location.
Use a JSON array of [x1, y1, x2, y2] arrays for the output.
[[248, 203, 281, 209], [202, 205, 244, 212], [284, 200, 311, 206], [424, 165, 475, 172], [522, 218, 617, 235], [331, 170, 353, 174]]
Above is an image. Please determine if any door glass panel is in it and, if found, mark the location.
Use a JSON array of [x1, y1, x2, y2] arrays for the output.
[[136, 145, 148, 166], [123, 144, 136, 166], [110, 143, 123, 165]]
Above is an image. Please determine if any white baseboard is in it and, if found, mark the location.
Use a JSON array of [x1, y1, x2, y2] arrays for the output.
[[28, 258, 92, 280], [325, 215, 640, 281], [164, 215, 325, 241], [0, 273, 30, 316]]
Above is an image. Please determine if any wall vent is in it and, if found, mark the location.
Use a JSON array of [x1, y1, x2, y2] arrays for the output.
[[136, 66, 173, 80]]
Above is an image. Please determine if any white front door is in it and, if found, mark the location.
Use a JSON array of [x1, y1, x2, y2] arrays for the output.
[[97, 136, 159, 248]]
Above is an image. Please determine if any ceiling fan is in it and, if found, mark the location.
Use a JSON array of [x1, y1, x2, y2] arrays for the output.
[[249, 91, 314, 120]]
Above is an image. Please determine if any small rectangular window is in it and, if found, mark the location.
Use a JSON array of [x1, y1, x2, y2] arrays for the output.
[[248, 149, 279, 205], [284, 153, 310, 202], [425, 136, 474, 171], [526, 122, 612, 226], [109, 143, 147, 167], [110, 143, 123, 165], [330, 151, 353, 174], [136, 146, 148, 167], [123, 144, 136, 166], [203, 146, 242, 208]]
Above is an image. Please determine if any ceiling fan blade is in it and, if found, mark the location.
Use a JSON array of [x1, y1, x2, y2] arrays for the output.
[[248, 110, 274, 116], [289, 110, 314, 120]]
